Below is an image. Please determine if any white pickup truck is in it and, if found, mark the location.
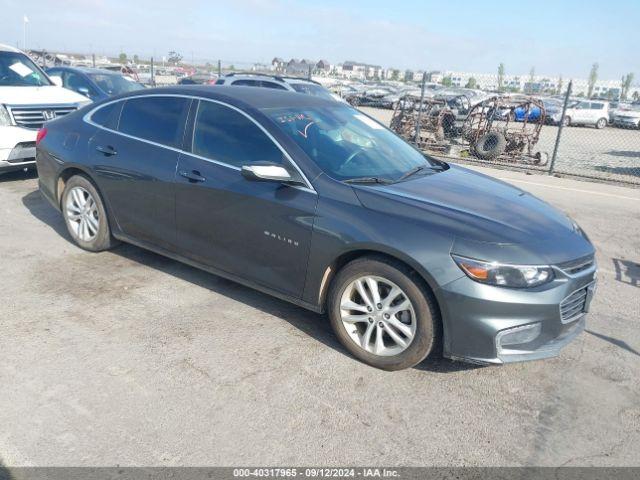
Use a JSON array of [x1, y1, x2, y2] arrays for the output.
[[0, 44, 90, 174]]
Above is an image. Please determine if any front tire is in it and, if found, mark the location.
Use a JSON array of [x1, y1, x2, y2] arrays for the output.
[[62, 175, 118, 252], [327, 257, 439, 371], [562, 116, 571, 127], [596, 118, 607, 129]]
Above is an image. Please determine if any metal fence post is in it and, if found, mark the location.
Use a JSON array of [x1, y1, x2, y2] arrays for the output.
[[218, 60, 222, 77], [92, 53, 96, 68], [414, 71, 427, 144], [150, 57, 155, 87], [549, 80, 573, 175]]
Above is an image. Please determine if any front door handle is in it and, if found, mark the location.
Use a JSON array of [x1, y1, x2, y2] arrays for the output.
[[179, 170, 206, 183], [96, 145, 117, 156]]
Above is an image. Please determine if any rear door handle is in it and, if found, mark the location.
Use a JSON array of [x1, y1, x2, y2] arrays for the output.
[[179, 170, 206, 183], [96, 145, 117, 156]]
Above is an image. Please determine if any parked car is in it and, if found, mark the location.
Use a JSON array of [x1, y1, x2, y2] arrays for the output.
[[215, 73, 342, 102], [46, 67, 145, 101], [101, 64, 139, 82], [36, 86, 596, 370], [612, 106, 640, 129], [178, 73, 217, 85], [0, 44, 90, 174], [562, 100, 609, 129]]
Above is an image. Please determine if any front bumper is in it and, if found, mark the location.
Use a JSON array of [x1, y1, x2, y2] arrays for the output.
[[0, 126, 38, 172], [613, 118, 640, 128], [439, 262, 597, 364]]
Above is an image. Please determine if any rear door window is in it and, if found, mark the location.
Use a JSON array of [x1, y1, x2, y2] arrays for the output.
[[232, 79, 260, 87], [91, 101, 123, 130], [261, 81, 287, 90], [192, 100, 283, 167], [119, 96, 189, 148]]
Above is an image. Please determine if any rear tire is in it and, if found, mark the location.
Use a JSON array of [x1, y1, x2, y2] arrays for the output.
[[562, 116, 571, 127], [61, 175, 118, 252], [327, 256, 439, 371]]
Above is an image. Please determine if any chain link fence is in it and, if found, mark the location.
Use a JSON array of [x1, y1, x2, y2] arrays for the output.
[[351, 78, 640, 186]]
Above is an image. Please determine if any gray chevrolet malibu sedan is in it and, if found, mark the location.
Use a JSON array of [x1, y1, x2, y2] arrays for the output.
[[35, 86, 597, 370]]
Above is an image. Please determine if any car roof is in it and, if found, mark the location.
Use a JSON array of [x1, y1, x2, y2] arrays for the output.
[[222, 72, 320, 86], [112, 85, 339, 110], [0, 43, 22, 53]]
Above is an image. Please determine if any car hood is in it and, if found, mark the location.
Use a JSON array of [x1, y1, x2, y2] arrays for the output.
[[615, 110, 640, 118], [0, 85, 90, 106], [353, 164, 593, 263]]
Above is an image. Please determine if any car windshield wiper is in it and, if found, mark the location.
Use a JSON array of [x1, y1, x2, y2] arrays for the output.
[[394, 163, 445, 183], [343, 176, 392, 185]]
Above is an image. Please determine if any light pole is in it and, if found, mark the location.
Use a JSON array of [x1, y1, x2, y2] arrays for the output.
[[23, 15, 29, 51]]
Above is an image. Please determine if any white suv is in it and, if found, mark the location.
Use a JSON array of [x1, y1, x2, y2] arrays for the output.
[[215, 73, 344, 102], [0, 44, 90, 174], [562, 100, 610, 129]]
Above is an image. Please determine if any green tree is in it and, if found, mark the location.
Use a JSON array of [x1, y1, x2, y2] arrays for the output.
[[621, 73, 634, 100], [587, 62, 599, 99], [167, 51, 183, 64], [633, 91, 640, 102], [527, 66, 535, 93], [133, 54, 139, 64], [441, 76, 453, 87], [465, 77, 477, 89], [118, 52, 127, 64], [557, 75, 564, 95], [497, 63, 505, 91], [391, 70, 399, 81]]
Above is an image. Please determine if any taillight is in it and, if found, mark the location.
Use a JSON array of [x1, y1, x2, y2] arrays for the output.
[[36, 127, 48, 146]]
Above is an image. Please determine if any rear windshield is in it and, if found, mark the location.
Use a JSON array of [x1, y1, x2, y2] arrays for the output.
[[290, 83, 335, 101], [0, 51, 52, 87]]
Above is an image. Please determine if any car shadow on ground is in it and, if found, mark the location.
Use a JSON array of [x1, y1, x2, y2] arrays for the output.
[[612, 258, 640, 287], [585, 330, 640, 358], [606, 150, 640, 159], [22, 188, 483, 374]]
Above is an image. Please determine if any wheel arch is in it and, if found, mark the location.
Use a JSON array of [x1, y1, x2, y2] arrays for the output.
[[56, 165, 96, 207], [318, 246, 443, 318]]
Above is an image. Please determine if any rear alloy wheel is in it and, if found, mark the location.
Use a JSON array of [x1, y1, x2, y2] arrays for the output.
[[562, 116, 571, 127], [328, 257, 439, 370], [62, 175, 118, 252], [596, 118, 607, 129]]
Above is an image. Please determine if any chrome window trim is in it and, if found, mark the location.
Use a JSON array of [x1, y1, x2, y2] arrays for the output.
[[83, 93, 316, 194]]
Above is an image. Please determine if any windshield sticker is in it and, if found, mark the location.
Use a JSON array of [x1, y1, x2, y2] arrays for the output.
[[9, 62, 34, 78], [354, 113, 384, 130], [275, 113, 313, 124]]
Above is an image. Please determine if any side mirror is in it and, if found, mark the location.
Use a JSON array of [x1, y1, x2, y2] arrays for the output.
[[50, 75, 63, 87], [77, 87, 90, 97], [241, 164, 294, 183]]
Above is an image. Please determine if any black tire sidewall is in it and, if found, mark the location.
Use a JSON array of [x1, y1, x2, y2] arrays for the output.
[[62, 175, 113, 252], [328, 258, 437, 371]]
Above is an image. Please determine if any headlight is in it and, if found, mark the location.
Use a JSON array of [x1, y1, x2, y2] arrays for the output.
[[0, 105, 12, 126], [452, 255, 554, 288]]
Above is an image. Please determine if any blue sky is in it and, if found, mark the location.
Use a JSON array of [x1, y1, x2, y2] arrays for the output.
[[2, 0, 638, 79]]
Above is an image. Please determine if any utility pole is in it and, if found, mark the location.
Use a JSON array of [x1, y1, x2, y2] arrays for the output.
[[23, 15, 28, 51]]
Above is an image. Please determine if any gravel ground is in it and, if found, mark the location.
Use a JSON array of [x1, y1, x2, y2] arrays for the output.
[[0, 167, 638, 467], [361, 107, 640, 185]]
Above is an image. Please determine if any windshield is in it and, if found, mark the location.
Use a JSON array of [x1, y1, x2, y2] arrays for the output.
[[264, 105, 442, 181], [0, 51, 52, 87], [289, 83, 335, 101], [88, 73, 144, 95]]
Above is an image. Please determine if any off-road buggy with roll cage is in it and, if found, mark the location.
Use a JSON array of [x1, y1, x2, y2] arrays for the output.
[[461, 95, 548, 165]]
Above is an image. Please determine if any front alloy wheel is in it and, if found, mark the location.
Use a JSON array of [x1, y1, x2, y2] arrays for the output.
[[340, 276, 416, 356], [328, 257, 439, 370]]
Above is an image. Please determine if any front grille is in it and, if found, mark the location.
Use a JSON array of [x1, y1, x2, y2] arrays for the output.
[[8, 105, 77, 129], [557, 254, 595, 275], [560, 286, 589, 323]]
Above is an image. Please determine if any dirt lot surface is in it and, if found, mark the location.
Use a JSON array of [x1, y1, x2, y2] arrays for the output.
[[0, 167, 638, 467]]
